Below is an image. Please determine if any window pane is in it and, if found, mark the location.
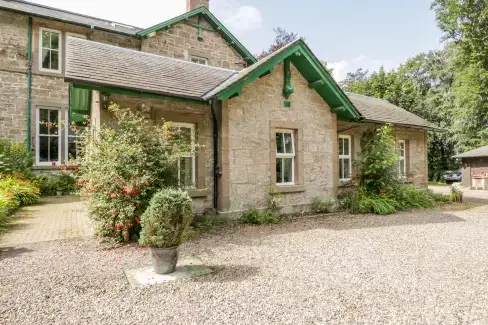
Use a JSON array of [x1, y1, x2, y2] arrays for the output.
[[284, 133, 293, 153], [50, 137, 59, 162], [339, 138, 343, 155], [343, 158, 351, 179], [42, 49, 50, 69], [276, 133, 284, 154], [50, 50, 59, 70], [283, 158, 293, 183], [276, 158, 282, 183], [179, 157, 193, 186], [339, 158, 343, 179], [68, 137, 77, 159], [39, 136, 49, 162], [39, 109, 48, 134], [400, 160, 405, 176], [42, 31, 50, 48], [344, 138, 350, 155], [50, 32, 59, 49], [49, 110, 58, 135]]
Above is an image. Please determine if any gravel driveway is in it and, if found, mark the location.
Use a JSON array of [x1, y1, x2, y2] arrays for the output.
[[2, 205, 488, 325]]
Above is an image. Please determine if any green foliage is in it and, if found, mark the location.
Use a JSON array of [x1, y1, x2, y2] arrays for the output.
[[432, 193, 452, 203], [139, 189, 193, 248], [193, 216, 227, 233], [451, 184, 464, 203], [75, 104, 192, 242], [392, 185, 436, 210], [356, 124, 400, 192], [338, 186, 361, 213], [240, 209, 280, 225], [0, 176, 40, 206], [36, 173, 77, 195], [0, 139, 33, 175], [267, 186, 284, 212], [311, 196, 335, 214], [358, 194, 398, 215]]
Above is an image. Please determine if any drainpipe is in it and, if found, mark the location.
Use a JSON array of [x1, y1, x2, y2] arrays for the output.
[[26, 17, 33, 153], [210, 100, 220, 210]]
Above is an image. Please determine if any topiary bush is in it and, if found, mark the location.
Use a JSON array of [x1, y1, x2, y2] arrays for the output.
[[311, 196, 335, 214], [240, 209, 280, 225], [139, 189, 194, 248]]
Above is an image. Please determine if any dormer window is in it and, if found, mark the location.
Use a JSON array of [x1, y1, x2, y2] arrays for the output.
[[190, 56, 208, 65]]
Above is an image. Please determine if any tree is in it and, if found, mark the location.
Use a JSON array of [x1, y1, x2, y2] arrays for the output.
[[257, 27, 298, 59]]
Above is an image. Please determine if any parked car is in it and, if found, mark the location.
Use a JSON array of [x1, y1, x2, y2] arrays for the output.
[[443, 170, 462, 184]]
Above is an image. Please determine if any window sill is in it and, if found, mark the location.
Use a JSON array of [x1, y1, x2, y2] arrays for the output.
[[32, 165, 61, 170], [272, 184, 305, 193], [187, 188, 208, 198]]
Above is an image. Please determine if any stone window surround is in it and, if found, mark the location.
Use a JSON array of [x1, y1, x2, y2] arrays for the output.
[[159, 112, 208, 198], [269, 121, 305, 193]]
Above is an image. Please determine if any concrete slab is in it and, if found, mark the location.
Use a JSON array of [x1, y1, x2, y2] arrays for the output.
[[125, 258, 212, 288]]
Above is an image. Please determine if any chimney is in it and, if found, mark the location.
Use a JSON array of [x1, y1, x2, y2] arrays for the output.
[[186, 0, 209, 11]]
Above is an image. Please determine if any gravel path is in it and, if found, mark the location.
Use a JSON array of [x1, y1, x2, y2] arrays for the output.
[[2, 205, 488, 324]]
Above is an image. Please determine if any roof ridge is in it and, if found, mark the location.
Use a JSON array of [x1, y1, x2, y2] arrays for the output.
[[5, 0, 143, 30], [67, 36, 238, 74]]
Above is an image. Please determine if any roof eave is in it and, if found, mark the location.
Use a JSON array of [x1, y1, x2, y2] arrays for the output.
[[362, 118, 445, 131]]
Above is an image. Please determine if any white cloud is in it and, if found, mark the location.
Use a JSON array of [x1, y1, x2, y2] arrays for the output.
[[328, 60, 349, 81], [328, 55, 400, 82], [212, 0, 263, 31], [352, 55, 367, 63]]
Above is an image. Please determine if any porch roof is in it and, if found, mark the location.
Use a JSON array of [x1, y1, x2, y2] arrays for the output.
[[65, 37, 236, 101]]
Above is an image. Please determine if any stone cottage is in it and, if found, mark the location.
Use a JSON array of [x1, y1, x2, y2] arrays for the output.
[[0, 0, 440, 215]]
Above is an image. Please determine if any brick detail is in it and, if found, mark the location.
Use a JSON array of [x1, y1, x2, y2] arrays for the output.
[[224, 62, 338, 211], [141, 20, 246, 70]]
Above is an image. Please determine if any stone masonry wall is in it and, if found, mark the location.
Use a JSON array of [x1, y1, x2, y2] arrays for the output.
[[223, 62, 338, 212], [141, 18, 246, 70], [337, 121, 429, 187], [108, 95, 214, 214]]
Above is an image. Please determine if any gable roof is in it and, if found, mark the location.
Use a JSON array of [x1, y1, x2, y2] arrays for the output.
[[453, 145, 488, 158], [65, 37, 235, 101], [203, 39, 361, 120], [137, 6, 257, 66], [346, 92, 441, 130], [0, 0, 143, 36]]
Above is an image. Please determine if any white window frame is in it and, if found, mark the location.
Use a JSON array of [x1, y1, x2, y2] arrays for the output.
[[65, 110, 86, 162], [36, 107, 62, 166], [398, 140, 407, 177], [339, 135, 352, 181], [172, 122, 196, 187], [39, 27, 62, 74], [276, 129, 295, 185], [190, 56, 208, 65]]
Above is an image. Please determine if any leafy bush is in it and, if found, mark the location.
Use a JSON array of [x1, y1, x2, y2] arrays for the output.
[[358, 194, 398, 215], [311, 196, 335, 214], [338, 186, 361, 213], [0, 176, 40, 206], [0, 139, 33, 175], [36, 173, 77, 195], [432, 193, 452, 203], [451, 184, 463, 203], [392, 185, 435, 210], [139, 189, 193, 248], [240, 209, 280, 225], [75, 104, 192, 242]]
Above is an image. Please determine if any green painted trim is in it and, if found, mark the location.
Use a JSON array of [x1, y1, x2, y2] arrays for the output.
[[197, 14, 204, 41], [308, 80, 325, 88], [331, 106, 346, 113], [0, 8, 138, 38], [283, 59, 294, 99], [137, 7, 257, 65], [71, 83, 206, 105], [212, 40, 362, 121], [26, 16, 32, 153]]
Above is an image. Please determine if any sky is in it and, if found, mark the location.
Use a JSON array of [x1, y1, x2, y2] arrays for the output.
[[28, 0, 443, 81]]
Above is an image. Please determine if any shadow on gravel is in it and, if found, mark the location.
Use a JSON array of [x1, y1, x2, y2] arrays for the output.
[[190, 265, 260, 283], [0, 246, 32, 261]]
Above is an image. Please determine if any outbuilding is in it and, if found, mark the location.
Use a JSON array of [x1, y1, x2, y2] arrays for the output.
[[454, 145, 488, 189]]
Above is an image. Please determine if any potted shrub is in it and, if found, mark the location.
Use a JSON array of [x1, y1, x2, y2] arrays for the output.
[[139, 189, 194, 274]]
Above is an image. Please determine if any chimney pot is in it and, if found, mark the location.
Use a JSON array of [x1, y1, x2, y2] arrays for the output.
[[186, 0, 209, 11]]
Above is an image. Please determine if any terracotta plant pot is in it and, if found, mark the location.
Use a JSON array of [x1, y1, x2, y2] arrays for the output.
[[150, 246, 179, 274]]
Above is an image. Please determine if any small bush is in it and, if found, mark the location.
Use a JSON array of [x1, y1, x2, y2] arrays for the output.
[[311, 196, 335, 214], [0, 176, 40, 206], [358, 194, 398, 215], [139, 189, 194, 248], [392, 185, 435, 210], [240, 209, 279, 225], [0, 139, 33, 175], [451, 184, 463, 203], [338, 187, 361, 213], [36, 173, 77, 196], [432, 193, 451, 203]]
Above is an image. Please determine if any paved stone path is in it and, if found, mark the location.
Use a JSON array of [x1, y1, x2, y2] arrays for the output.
[[0, 196, 92, 247]]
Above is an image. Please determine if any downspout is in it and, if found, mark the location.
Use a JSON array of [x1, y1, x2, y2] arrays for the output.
[[210, 100, 219, 210], [26, 17, 33, 153]]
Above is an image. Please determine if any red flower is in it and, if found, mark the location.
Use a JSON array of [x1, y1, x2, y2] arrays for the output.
[[115, 223, 123, 231], [133, 216, 141, 224], [122, 231, 129, 239], [51, 161, 56, 166], [73, 167, 79, 172], [110, 193, 117, 199], [379, 189, 386, 196]]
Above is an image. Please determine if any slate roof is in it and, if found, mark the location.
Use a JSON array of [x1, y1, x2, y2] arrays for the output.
[[65, 37, 236, 100], [0, 0, 143, 35], [346, 92, 441, 130], [453, 145, 488, 158]]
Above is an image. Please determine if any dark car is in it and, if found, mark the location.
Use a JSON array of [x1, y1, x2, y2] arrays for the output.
[[443, 170, 462, 184]]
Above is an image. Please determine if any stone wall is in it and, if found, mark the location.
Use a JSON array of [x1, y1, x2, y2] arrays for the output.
[[221, 62, 338, 213], [337, 121, 429, 187], [141, 19, 246, 70], [108, 95, 214, 214]]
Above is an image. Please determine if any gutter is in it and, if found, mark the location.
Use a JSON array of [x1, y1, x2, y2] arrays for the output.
[[26, 16, 32, 152], [210, 101, 220, 210]]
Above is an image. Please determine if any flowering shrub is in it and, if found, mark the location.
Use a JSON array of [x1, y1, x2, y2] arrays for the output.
[[0, 138, 33, 175], [75, 104, 194, 242], [139, 189, 193, 248]]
